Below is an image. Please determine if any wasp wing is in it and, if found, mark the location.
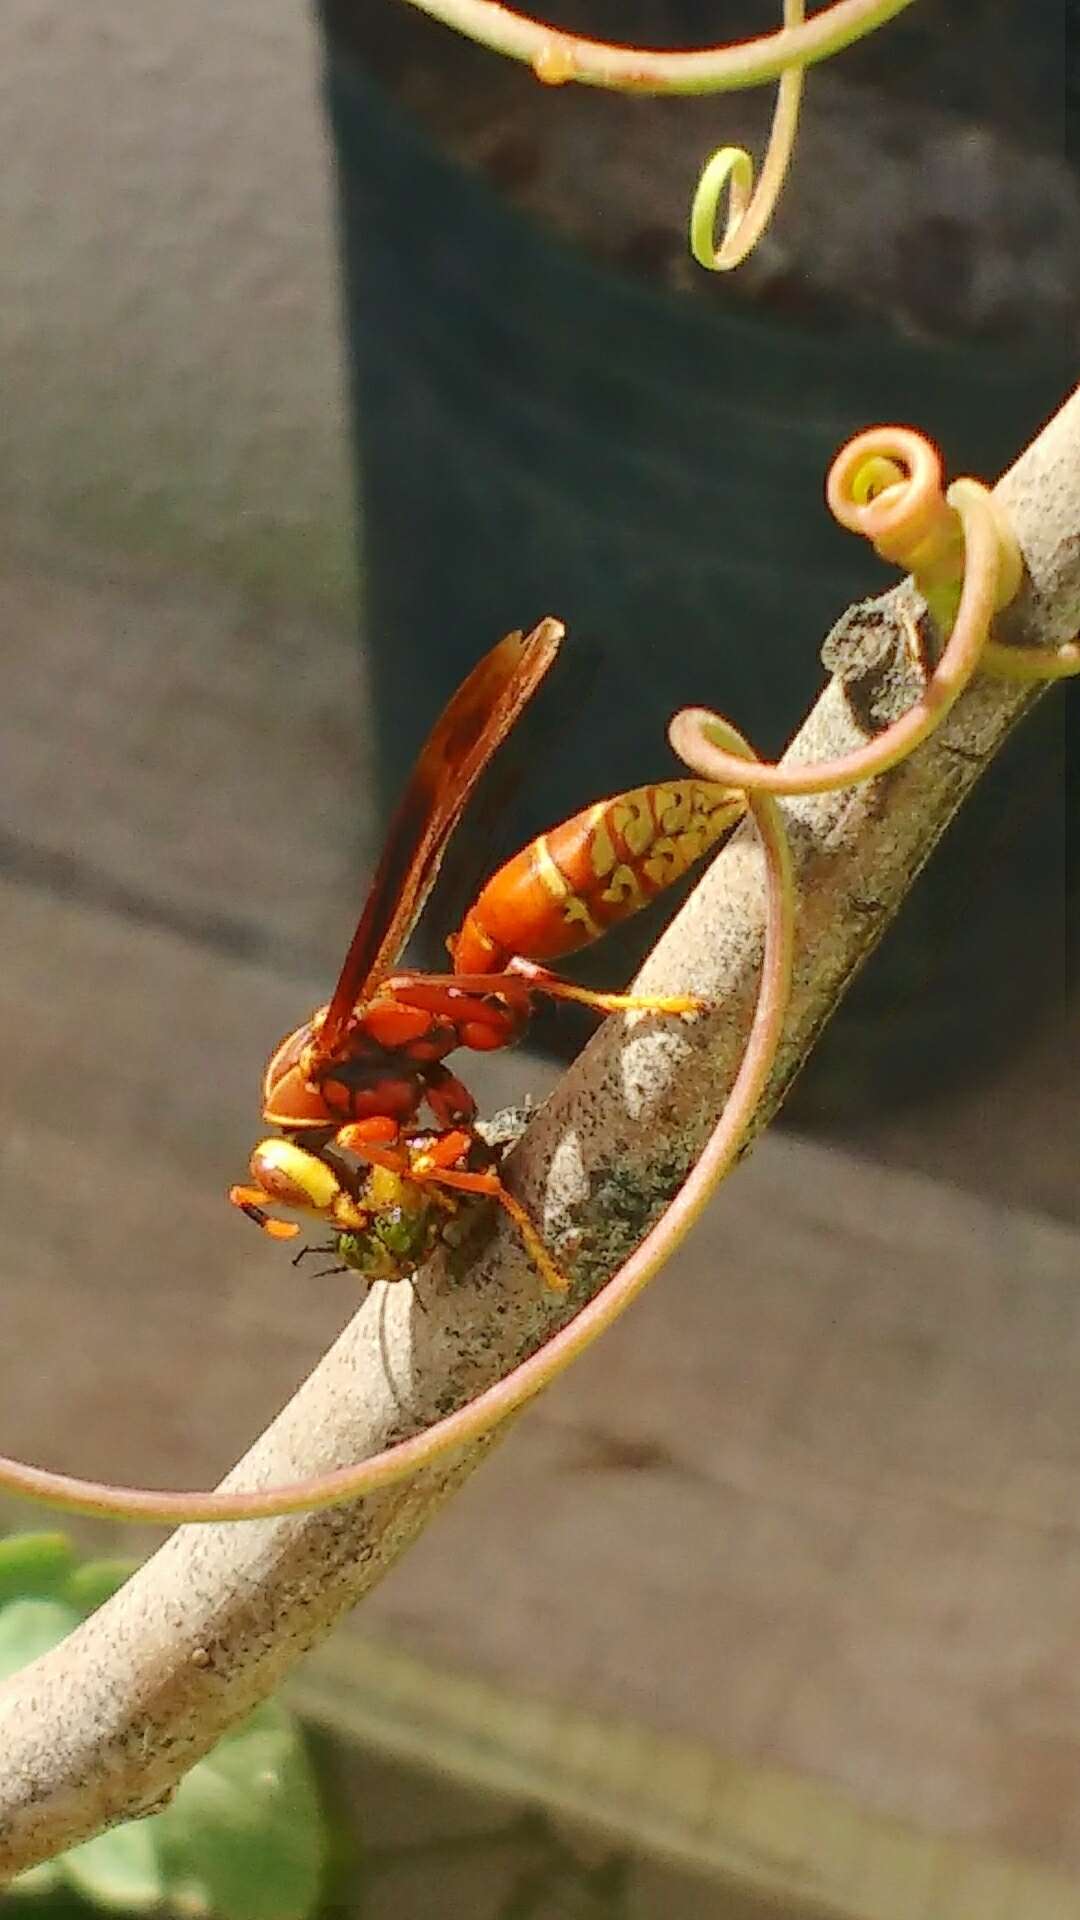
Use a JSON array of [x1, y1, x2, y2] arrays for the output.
[[317, 618, 564, 1055]]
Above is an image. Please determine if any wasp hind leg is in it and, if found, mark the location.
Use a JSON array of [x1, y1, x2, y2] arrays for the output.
[[506, 955, 705, 1018], [393, 964, 705, 1023]]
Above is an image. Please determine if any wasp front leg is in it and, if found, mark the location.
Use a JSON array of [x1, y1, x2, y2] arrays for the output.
[[412, 963, 703, 1020], [447, 778, 746, 1005], [335, 1124, 569, 1295]]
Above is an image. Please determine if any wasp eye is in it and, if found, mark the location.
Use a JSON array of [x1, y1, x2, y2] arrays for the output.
[[249, 1140, 341, 1215]]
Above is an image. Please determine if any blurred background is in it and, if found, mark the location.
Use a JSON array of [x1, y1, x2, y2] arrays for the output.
[[1, 2, 1077, 1915]]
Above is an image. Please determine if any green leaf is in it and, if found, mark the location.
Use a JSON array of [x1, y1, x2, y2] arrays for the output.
[[65, 1559, 138, 1618], [0, 1598, 80, 1683], [60, 1823, 165, 1913], [0, 1533, 77, 1605], [0, 1554, 329, 1920], [2, 1886, 96, 1920], [9, 1858, 66, 1896], [157, 1703, 326, 1920]]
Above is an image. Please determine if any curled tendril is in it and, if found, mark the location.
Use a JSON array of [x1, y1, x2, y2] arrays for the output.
[[690, 0, 805, 272], [670, 426, 1076, 798], [1, 422, 1071, 1528], [410, 0, 905, 274], [0, 724, 794, 1525]]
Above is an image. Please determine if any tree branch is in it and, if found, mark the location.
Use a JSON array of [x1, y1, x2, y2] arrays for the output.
[[1, 384, 1077, 1875]]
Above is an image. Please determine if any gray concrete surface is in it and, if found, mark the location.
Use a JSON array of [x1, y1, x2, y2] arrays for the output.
[[0, 1, 353, 615]]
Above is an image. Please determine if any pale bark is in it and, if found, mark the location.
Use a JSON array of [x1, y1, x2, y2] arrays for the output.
[[0, 384, 1077, 1876]]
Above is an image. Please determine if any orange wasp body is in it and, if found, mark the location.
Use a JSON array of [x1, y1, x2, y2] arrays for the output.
[[231, 620, 744, 1290]]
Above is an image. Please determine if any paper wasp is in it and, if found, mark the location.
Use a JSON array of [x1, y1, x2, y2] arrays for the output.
[[230, 620, 744, 1291]]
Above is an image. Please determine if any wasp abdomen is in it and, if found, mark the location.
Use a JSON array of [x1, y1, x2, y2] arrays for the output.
[[453, 779, 745, 972]]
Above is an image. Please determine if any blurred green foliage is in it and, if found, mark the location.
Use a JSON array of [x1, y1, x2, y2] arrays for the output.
[[0, 1533, 328, 1920]]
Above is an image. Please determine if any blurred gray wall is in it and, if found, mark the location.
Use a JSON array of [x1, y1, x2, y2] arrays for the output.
[[1, 1, 355, 619]]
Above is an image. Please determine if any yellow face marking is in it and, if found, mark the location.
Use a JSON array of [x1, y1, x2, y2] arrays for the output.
[[533, 834, 572, 903]]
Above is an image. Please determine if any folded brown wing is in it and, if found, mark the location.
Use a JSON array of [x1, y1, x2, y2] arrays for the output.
[[317, 618, 564, 1055]]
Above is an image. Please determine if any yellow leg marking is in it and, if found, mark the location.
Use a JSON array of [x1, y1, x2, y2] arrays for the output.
[[495, 1187, 569, 1294], [530, 976, 705, 1018]]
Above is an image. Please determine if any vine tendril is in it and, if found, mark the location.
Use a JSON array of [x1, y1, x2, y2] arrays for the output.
[[670, 425, 1076, 796], [0, 425, 1071, 1527], [690, 0, 805, 272], [396, 0, 919, 96]]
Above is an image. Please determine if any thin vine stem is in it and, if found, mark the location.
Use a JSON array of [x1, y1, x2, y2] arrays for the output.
[[397, 0, 919, 95], [689, 0, 805, 271], [671, 482, 1000, 793], [0, 724, 794, 1525]]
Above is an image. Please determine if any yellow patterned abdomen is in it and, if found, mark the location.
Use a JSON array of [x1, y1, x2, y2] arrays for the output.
[[452, 780, 746, 973]]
